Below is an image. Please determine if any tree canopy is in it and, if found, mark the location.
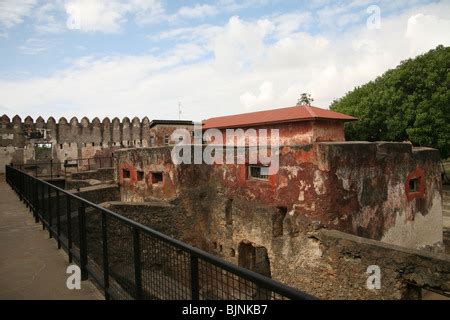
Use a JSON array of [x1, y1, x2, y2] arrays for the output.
[[330, 45, 450, 158], [297, 93, 314, 106]]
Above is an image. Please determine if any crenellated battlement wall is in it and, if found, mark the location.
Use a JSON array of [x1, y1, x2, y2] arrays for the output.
[[0, 114, 194, 173], [0, 115, 154, 148]]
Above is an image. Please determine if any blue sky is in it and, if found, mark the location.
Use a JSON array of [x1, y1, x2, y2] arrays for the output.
[[0, 0, 449, 121]]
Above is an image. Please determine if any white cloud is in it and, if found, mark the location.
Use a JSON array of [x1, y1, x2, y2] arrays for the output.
[[173, 4, 218, 20], [271, 11, 313, 38], [63, 0, 220, 33], [128, 0, 165, 25], [0, 1, 449, 120], [240, 81, 274, 110], [64, 0, 165, 33], [406, 13, 450, 54], [148, 24, 222, 43], [217, 0, 270, 12], [170, 43, 208, 62], [34, 1, 65, 33], [0, 0, 36, 28], [0, 0, 269, 35], [65, 0, 124, 33], [17, 38, 50, 55], [212, 16, 274, 72]]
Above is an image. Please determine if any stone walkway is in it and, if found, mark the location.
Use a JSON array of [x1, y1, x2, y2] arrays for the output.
[[0, 175, 103, 300]]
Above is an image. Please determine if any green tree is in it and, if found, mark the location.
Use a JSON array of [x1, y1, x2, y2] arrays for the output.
[[297, 93, 314, 106], [330, 45, 450, 158]]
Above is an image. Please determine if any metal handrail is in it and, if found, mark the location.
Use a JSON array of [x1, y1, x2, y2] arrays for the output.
[[5, 164, 316, 300]]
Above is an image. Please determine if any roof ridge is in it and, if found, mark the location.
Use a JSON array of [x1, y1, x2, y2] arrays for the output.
[[206, 105, 301, 121], [202, 105, 356, 129], [304, 105, 318, 118]]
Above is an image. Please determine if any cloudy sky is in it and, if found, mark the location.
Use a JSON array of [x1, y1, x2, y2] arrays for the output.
[[0, 0, 449, 121]]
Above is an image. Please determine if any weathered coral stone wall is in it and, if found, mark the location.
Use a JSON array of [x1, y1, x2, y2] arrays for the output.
[[114, 144, 446, 299], [115, 142, 442, 249], [114, 143, 450, 299]]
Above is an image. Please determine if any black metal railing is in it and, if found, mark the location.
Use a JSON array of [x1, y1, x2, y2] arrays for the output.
[[11, 156, 114, 178], [5, 165, 315, 300]]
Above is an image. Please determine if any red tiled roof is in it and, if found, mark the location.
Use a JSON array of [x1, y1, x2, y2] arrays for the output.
[[202, 105, 357, 129]]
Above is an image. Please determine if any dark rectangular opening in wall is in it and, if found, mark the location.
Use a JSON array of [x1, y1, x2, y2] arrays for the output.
[[152, 172, 163, 184], [409, 178, 419, 192], [164, 135, 170, 146], [100, 142, 103, 147], [137, 170, 144, 181], [91, 142, 95, 147], [34, 143, 52, 160], [123, 168, 130, 179], [238, 241, 271, 279], [272, 207, 287, 237], [225, 199, 233, 225], [248, 165, 269, 180]]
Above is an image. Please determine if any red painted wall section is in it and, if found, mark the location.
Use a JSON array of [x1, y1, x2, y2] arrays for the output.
[[208, 120, 346, 145], [405, 167, 426, 201], [118, 162, 137, 185], [313, 121, 345, 142], [162, 163, 177, 197]]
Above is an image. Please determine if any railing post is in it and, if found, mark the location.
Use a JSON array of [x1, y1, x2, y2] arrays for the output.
[[48, 184, 53, 238], [41, 182, 45, 230], [24, 174, 28, 208], [67, 196, 73, 263], [101, 212, 110, 300], [56, 189, 61, 249], [33, 180, 39, 223], [190, 255, 199, 300], [133, 228, 143, 300], [27, 175, 31, 210], [18, 171, 23, 201], [78, 204, 88, 280]]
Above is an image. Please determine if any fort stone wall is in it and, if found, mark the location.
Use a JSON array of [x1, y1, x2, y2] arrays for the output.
[[113, 143, 446, 299], [0, 115, 192, 173]]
